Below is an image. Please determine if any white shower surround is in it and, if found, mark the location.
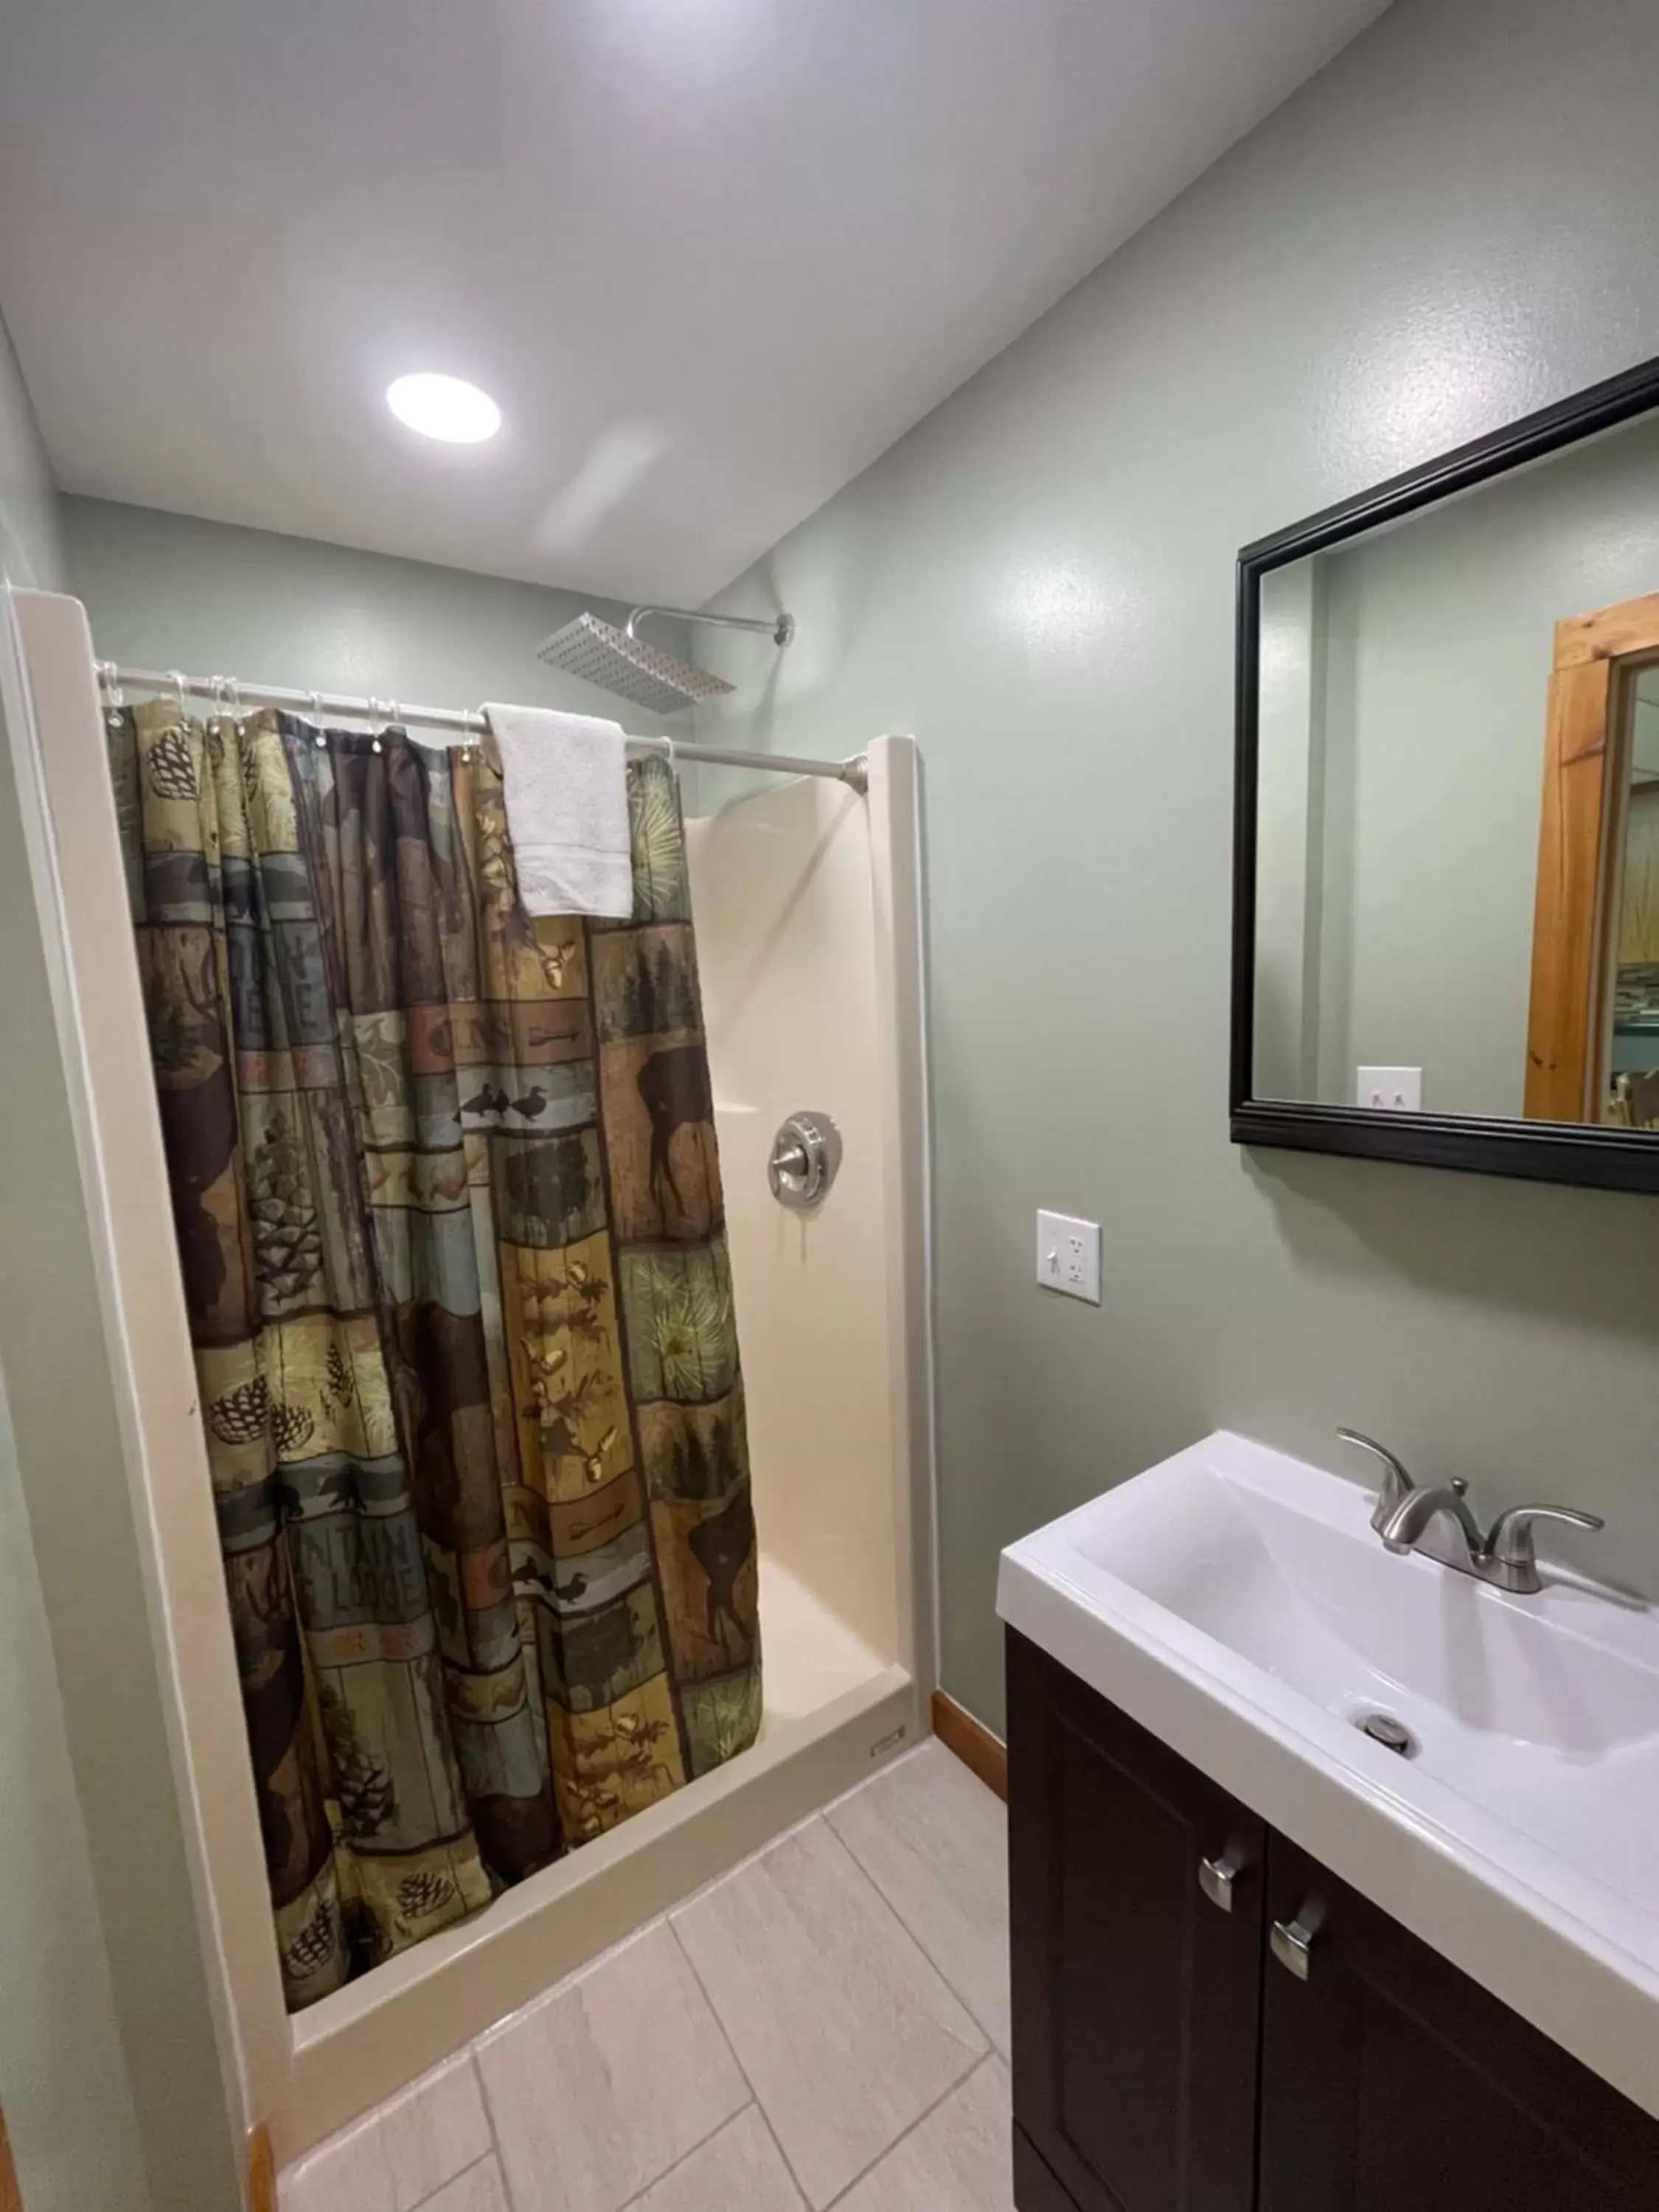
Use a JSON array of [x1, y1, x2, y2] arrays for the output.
[[7, 585, 934, 2170]]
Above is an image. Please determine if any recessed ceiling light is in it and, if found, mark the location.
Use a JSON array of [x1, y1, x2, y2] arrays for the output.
[[386, 372, 501, 444]]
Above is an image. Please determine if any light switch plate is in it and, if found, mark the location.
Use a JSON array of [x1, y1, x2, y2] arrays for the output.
[[1037, 1210, 1101, 1304], [1357, 1065, 1422, 1111]]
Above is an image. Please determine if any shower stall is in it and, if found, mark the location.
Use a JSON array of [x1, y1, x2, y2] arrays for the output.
[[7, 584, 933, 2171]]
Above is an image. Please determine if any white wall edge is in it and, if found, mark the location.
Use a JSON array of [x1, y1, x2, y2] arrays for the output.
[[8, 589, 268, 2181]]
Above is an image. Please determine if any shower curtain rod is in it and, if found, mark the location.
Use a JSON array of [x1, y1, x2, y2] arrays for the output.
[[99, 661, 869, 792]]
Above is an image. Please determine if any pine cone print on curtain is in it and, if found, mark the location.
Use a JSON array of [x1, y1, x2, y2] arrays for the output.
[[247, 1113, 324, 1300], [206, 1374, 269, 1446], [116, 700, 762, 2008], [284, 728, 761, 1858], [319, 1682, 397, 1838], [143, 718, 198, 801], [116, 702, 493, 2011]]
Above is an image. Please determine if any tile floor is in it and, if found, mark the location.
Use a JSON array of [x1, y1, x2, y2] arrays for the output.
[[281, 1741, 1013, 2212]]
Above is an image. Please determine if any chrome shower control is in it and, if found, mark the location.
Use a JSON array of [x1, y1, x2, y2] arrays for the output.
[[768, 1111, 842, 1210]]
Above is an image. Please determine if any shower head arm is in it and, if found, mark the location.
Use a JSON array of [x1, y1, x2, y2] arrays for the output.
[[626, 605, 796, 650]]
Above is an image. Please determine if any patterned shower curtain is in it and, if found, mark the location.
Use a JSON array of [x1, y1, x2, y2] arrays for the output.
[[111, 701, 760, 2010]]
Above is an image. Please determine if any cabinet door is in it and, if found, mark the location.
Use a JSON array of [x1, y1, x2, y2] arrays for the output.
[[1259, 1832, 1659, 2212], [1006, 1630, 1265, 2212]]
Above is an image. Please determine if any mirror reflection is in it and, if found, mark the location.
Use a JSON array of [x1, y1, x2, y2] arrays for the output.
[[1253, 405, 1659, 1128]]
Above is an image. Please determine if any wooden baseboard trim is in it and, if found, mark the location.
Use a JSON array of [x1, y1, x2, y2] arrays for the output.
[[931, 1688, 1007, 1801], [248, 2123, 276, 2212], [1, 2104, 22, 2212]]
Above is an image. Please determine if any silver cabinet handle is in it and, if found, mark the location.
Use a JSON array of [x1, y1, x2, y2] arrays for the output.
[[1270, 1899, 1325, 1980], [1197, 1836, 1252, 1914]]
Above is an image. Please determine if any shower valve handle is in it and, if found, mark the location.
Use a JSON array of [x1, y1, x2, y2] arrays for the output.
[[768, 1112, 842, 1210]]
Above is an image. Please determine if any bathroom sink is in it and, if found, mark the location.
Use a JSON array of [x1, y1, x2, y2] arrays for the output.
[[997, 1430, 1659, 2120]]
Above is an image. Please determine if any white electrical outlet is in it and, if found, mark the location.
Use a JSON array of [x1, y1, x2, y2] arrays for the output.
[[1357, 1065, 1422, 1111], [1037, 1210, 1101, 1304]]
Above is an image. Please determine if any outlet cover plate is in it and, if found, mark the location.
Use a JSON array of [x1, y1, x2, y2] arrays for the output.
[[1037, 1210, 1101, 1304], [1357, 1065, 1422, 1112]]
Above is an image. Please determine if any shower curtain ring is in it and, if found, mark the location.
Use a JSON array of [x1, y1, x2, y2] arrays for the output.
[[309, 691, 327, 746], [98, 658, 124, 725], [168, 667, 189, 712]]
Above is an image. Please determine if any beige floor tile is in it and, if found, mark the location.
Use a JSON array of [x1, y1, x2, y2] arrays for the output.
[[631, 2108, 805, 2212], [475, 1920, 748, 2212], [671, 1818, 986, 2210], [835, 2059, 1015, 2212], [279, 2051, 491, 2212], [421, 2157, 512, 2212], [827, 1741, 1011, 2056], [280, 2127, 383, 2212]]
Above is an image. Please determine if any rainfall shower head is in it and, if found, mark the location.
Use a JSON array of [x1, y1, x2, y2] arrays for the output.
[[536, 613, 733, 714], [535, 603, 795, 716]]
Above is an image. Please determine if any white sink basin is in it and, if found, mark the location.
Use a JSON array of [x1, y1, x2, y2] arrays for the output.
[[997, 1430, 1659, 2120]]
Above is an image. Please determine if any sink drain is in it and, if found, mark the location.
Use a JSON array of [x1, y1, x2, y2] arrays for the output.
[[1354, 1709, 1419, 1759]]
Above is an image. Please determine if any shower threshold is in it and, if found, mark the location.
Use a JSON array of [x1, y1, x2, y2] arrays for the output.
[[283, 1562, 914, 2158]]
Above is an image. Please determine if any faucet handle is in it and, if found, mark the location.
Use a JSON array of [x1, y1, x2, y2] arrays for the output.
[[1338, 1428, 1416, 1528], [1486, 1503, 1606, 1579]]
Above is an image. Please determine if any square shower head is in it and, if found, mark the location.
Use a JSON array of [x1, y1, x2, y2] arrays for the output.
[[535, 613, 735, 716]]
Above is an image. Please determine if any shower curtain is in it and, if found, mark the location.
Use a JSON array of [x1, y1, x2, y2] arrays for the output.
[[111, 702, 760, 2009]]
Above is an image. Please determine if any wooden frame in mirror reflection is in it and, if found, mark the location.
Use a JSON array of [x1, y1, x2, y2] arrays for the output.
[[1232, 350, 1659, 1193]]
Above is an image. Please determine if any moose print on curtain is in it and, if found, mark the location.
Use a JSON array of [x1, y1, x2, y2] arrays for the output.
[[112, 701, 760, 2011]]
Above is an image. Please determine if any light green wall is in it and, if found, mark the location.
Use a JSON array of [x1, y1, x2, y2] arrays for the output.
[[695, 0, 1659, 1733], [0, 307, 155, 2212], [0, 320, 240, 2209], [63, 495, 687, 734], [0, 316, 63, 593], [0, 1376, 150, 2212]]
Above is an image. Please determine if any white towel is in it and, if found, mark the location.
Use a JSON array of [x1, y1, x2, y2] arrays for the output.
[[484, 703, 633, 919]]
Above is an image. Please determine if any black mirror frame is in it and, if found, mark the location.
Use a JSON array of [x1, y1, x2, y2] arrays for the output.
[[1232, 350, 1659, 1196]]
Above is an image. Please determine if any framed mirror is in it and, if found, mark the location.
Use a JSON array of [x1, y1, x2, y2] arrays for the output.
[[1232, 353, 1659, 1193]]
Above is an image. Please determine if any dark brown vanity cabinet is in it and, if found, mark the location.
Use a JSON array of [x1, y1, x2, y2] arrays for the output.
[[1006, 1630, 1659, 2212], [1006, 1629, 1264, 2212]]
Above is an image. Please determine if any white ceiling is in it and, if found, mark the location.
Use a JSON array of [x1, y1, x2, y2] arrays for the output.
[[0, 0, 1386, 607]]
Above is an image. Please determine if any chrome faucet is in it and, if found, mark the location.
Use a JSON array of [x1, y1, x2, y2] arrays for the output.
[[1376, 1481, 1489, 1565], [1483, 1504, 1610, 1594], [1335, 1429, 1604, 1595], [1336, 1428, 1416, 1535]]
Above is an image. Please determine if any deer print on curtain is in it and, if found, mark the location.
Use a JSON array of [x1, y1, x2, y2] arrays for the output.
[[113, 703, 761, 2011]]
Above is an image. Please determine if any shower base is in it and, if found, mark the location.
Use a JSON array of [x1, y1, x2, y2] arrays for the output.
[[759, 1554, 893, 1735], [284, 1554, 914, 2157]]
